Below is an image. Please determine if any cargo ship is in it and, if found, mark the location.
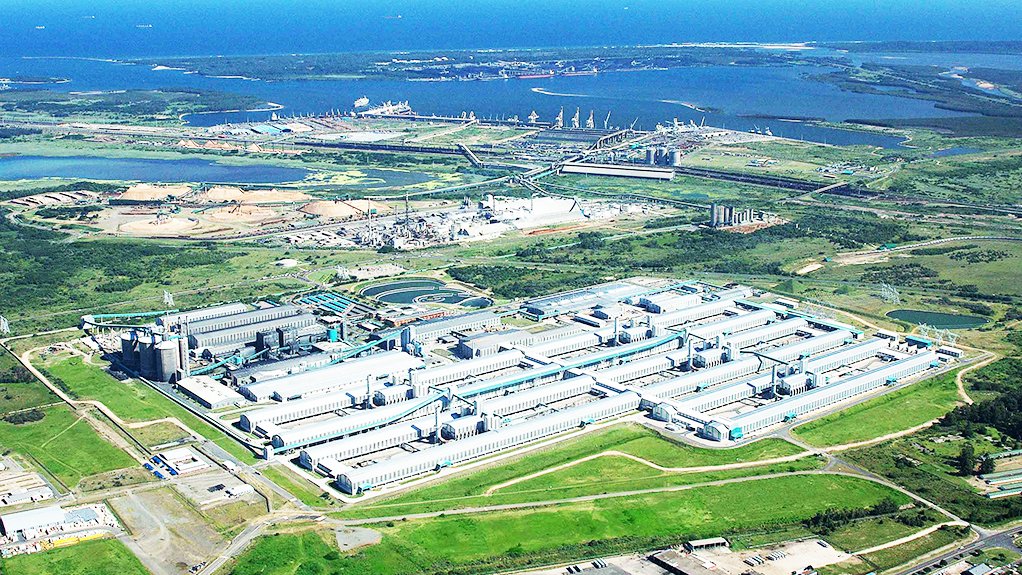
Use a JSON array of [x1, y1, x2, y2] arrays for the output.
[[517, 71, 554, 79]]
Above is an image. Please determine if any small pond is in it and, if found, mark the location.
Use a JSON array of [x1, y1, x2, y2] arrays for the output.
[[886, 309, 987, 329]]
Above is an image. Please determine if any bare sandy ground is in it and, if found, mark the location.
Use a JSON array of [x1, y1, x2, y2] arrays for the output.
[[197, 185, 311, 204], [119, 216, 199, 234], [118, 183, 192, 202], [206, 204, 278, 223], [300, 199, 392, 219]]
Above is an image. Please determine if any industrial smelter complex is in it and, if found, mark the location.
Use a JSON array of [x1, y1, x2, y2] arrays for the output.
[[111, 278, 955, 496]]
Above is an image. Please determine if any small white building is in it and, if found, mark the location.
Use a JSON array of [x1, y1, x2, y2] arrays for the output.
[[176, 375, 246, 409]]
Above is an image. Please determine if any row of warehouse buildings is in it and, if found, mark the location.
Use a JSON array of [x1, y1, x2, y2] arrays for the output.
[[120, 302, 332, 383], [208, 278, 954, 495]]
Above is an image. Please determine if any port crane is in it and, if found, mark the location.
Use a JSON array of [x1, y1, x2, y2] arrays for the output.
[[585, 110, 595, 129], [554, 107, 564, 129], [603, 111, 611, 130], [570, 108, 580, 129], [528, 110, 539, 124]]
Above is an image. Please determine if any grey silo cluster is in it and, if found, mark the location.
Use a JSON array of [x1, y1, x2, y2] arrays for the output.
[[645, 147, 683, 166], [709, 203, 766, 228], [120, 332, 139, 370]]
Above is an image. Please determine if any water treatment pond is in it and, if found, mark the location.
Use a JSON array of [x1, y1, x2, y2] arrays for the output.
[[0, 155, 310, 184], [363, 278, 492, 308], [886, 309, 988, 329]]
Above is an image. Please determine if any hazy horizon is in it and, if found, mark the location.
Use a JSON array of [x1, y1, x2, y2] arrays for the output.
[[4, 0, 1022, 59]]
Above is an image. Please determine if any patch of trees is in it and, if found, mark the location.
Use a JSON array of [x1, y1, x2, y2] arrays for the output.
[[797, 212, 923, 249], [35, 205, 104, 220], [0, 208, 233, 321], [963, 358, 1022, 395], [577, 232, 605, 250], [0, 88, 264, 117], [950, 249, 1011, 263], [802, 498, 900, 534], [3, 409, 44, 425], [0, 127, 41, 139], [921, 296, 995, 317], [941, 385, 1022, 442], [861, 263, 939, 286], [447, 265, 604, 299], [910, 244, 978, 256], [516, 224, 805, 275], [0, 365, 33, 383]]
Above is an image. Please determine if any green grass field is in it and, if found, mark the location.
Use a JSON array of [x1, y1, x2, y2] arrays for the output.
[[822, 509, 943, 553], [38, 354, 255, 462], [792, 370, 961, 446], [973, 547, 1021, 568], [229, 529, 339, 575], [130, 421, 191, 448], [859, 526, 969, 572], [261, 465, 334, 508], [0, 382, 58, 416], [341, 424, 807, 518], [0, 538, 150, 575], [0, 346, 57, 415], [245, 474, 906, 575], [43, 355, 171, 422], [0, 406, 135, 488]]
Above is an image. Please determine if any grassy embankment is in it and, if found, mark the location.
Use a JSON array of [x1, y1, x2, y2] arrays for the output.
[[0, 346, 58, 415], [339, 423, 811, 519], [0, 538, 150, 575], [232, 475, 906, 575], [41, 354, 255, 462], [819, 525, 971, 575], [0, 405, 136, 489], [793, 369, 962, 446]]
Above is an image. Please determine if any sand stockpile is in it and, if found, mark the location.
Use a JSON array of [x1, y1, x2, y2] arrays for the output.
[[300, 199, 392, 219], [206, 204, 278, 223], [118, 183, 192, 202], [198, 185, 311, 204], [119, 217, 199, 235]]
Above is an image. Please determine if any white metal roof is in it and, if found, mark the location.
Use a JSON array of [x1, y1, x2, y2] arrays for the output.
[[1, 505, 65, 534]]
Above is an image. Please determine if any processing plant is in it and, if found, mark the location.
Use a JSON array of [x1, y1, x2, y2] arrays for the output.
[[128, 278, 956, 497]]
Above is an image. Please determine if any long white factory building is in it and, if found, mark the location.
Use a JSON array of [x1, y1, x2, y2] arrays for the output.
[[218, 278, 954, 495]]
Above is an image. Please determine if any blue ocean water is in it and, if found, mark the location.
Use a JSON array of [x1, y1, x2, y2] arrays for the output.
[[6, 0, 1022, 58], [2, 0, 1021, 147]]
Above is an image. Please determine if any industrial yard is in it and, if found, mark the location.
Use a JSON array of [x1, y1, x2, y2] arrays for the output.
[[84, 277, 959, 501]]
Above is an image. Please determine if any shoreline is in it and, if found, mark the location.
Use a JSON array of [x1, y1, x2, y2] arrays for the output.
[[177, 101, 284, 122]]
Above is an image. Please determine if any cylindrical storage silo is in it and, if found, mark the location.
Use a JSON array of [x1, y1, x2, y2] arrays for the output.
[[120, 332, 139, 370], [155, 340, 180, 382], [137, 334, 161, 380], [671, 149, 683, 167]]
